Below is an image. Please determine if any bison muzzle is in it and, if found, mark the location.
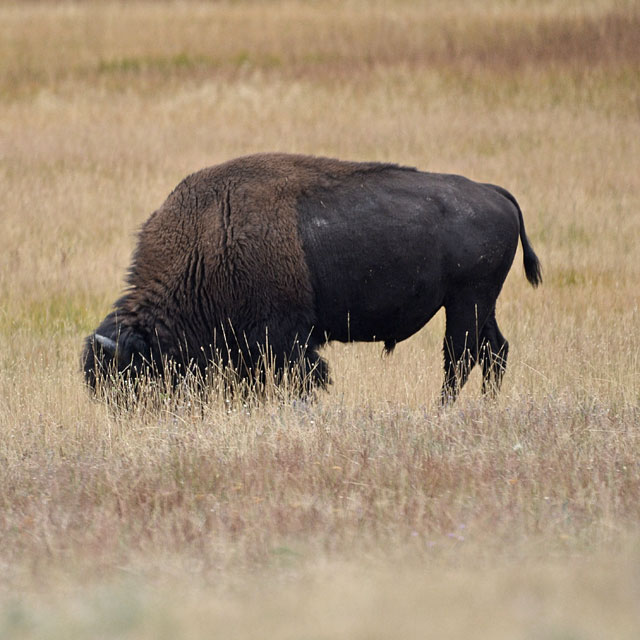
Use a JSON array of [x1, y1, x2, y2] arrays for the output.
[[83, 153, 541, 403]]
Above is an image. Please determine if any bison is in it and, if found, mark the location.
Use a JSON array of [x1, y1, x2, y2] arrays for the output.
[[83, 153, 541, 402]]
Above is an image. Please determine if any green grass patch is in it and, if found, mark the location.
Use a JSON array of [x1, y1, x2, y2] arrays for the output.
[[97, 52, 211, 75], [0, 292, 106, 338]]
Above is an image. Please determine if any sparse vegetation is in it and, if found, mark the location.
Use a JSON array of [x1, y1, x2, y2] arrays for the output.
[[1, 1, 639, 638]]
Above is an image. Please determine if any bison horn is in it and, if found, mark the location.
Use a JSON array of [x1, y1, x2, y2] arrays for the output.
[[94, 333, 118, 355]]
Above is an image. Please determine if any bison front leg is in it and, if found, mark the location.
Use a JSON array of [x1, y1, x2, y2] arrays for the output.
[[271, 335, 330, 397], [300, 349, 331, 394]]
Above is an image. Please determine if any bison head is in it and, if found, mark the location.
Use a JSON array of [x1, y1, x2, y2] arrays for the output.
[[82, 313, 152, 393]]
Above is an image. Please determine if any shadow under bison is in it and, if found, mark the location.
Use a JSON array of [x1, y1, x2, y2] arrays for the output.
[[83, 153, 541, 403]]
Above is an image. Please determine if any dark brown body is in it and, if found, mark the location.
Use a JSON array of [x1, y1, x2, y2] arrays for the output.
[[83, 153, 541, 401]]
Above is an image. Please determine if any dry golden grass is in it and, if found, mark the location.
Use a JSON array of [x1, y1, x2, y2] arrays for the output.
[[1, 1, 639, 637]]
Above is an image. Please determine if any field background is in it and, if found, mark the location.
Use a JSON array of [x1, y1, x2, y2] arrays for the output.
[[1, 0, 639, 637]]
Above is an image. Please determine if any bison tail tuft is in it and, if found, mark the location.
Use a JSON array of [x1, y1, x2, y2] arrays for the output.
[[523, 241, 542, 288]]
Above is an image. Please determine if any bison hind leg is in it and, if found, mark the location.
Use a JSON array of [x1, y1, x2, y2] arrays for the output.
[[441, 289, 500, 405], [479, 311, 509, 396], [441, 334, 476, 405]]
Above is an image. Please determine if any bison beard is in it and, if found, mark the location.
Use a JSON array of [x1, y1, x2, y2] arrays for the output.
[[83, 153, 541, 403]]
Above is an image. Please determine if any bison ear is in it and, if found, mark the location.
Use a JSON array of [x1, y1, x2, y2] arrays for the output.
[[94, 333, 118, 356]]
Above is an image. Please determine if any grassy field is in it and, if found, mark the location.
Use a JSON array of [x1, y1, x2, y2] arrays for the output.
[[1, 0, 639, 637]]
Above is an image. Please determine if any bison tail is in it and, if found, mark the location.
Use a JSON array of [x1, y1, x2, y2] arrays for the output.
[[521, 228, 542, 287], [489, 184, 542, 288], [515, 199, 542, 287]]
